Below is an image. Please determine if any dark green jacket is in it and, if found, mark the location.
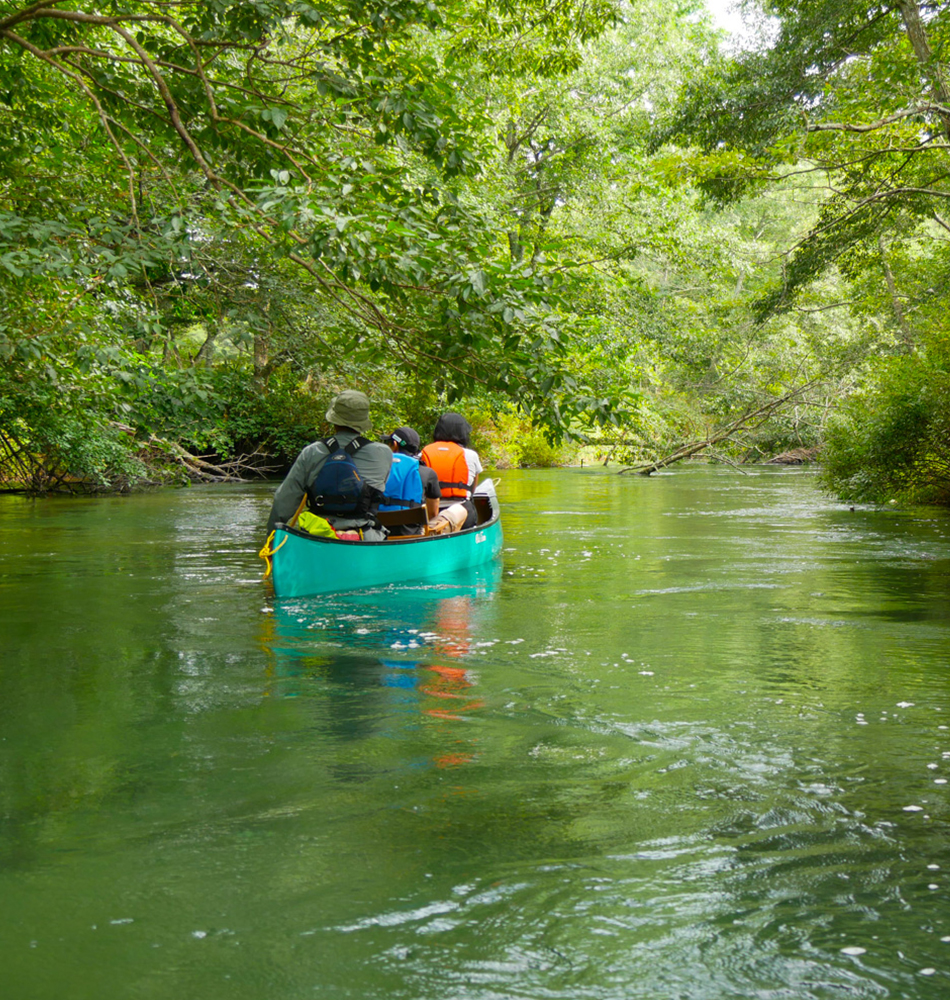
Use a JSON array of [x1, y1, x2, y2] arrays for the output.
[[266, 431, 392, 533]]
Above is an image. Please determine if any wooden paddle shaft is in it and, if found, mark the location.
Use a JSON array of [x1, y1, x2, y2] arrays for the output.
[[288, 494, 307, 528]]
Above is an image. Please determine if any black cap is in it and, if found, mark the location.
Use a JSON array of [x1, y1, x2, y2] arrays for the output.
[[389, 426, 421, 453]]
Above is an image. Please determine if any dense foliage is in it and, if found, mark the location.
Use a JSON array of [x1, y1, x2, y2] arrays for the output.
[[1, 0, 624, 486], [661, 0, 950, 500], [820, 334, 950, 504], [1, 0, 946, 502]]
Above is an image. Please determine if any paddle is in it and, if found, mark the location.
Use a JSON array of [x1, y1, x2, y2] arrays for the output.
[[288, 493, 307, 528]]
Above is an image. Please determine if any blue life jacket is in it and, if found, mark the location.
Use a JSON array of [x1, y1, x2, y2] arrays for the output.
[[306, 436, 378, 518], [379, 453, 424, 511]]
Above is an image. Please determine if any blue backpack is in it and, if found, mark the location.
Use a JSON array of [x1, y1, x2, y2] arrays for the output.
[[379, 453, 424, 512], [306, 436, 378, 518]]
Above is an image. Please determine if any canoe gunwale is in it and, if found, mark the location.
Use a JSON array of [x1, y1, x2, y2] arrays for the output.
[[274, 510, 500, 548]]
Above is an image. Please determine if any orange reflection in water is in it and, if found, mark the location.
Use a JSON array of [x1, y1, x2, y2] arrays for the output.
[[428, 595, 474, 658], [418, 594, 485, 768], [420, 664, 484, 720], [421, 664, 483, 768]]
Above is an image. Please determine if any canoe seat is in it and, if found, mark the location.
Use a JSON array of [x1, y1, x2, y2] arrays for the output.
[[377, 505, 428, 528]]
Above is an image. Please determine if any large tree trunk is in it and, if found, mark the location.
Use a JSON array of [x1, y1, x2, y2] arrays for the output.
[[897, 1, 950, 139]]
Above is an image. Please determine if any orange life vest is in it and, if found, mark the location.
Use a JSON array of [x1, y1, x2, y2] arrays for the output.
[[420, 441, 470, 499]]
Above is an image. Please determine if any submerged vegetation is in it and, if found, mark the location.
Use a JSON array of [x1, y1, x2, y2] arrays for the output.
[[0, 1, 947, 501]]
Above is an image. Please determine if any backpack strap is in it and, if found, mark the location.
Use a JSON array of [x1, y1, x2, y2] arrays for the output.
[[319, 435, 368, 455], [343, 436, 369, 456], [310, 493, 361, 506]]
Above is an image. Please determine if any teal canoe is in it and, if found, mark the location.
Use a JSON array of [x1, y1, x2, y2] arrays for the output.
[[264, 479, 503, 598]]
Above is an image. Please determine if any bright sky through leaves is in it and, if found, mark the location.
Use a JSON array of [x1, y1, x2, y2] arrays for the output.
[[705, 0, 743, 33]]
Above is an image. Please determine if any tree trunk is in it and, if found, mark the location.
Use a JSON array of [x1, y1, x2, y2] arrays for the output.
[[195, 327, 218, 367], [897, 0, 950, 139], [254, 331, 269, 379], [878, 235, 914, 347]]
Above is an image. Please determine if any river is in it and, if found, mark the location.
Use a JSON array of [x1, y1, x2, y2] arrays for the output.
[[1, 466, 949, 999]]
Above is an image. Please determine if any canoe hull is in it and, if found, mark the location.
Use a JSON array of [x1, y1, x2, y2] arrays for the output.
[[270, 511, 503, 598]]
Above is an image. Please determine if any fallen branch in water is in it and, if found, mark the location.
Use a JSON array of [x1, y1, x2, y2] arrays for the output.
[[619, 383, 820, 476], [144, 436, 280, 483], [707, 448, 750, 475], [0, 425, 279, 494]]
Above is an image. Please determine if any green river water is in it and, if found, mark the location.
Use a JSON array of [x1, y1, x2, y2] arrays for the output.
[[1, 466, 949, 999]]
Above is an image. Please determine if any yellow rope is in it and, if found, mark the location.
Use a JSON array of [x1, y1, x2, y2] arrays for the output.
[[258, 530, 288, 578]]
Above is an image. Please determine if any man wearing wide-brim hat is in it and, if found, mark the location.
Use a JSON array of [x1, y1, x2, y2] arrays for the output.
[[266, 389, 392, 540]]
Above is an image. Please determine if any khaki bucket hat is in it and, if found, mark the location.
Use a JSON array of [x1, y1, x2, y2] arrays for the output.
[[325, 389, 372, 433]]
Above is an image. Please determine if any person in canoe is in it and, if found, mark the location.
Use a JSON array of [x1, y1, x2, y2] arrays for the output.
[[379, 427, 441, 536], [420, 412, 483, 530], [266, 389, 392, 540]]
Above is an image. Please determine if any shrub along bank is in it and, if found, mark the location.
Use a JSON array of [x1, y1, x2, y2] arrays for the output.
[[820, 338, 950, 506]]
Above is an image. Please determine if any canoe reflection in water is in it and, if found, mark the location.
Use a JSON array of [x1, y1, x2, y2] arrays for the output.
[[258, 561, 501, 770]]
